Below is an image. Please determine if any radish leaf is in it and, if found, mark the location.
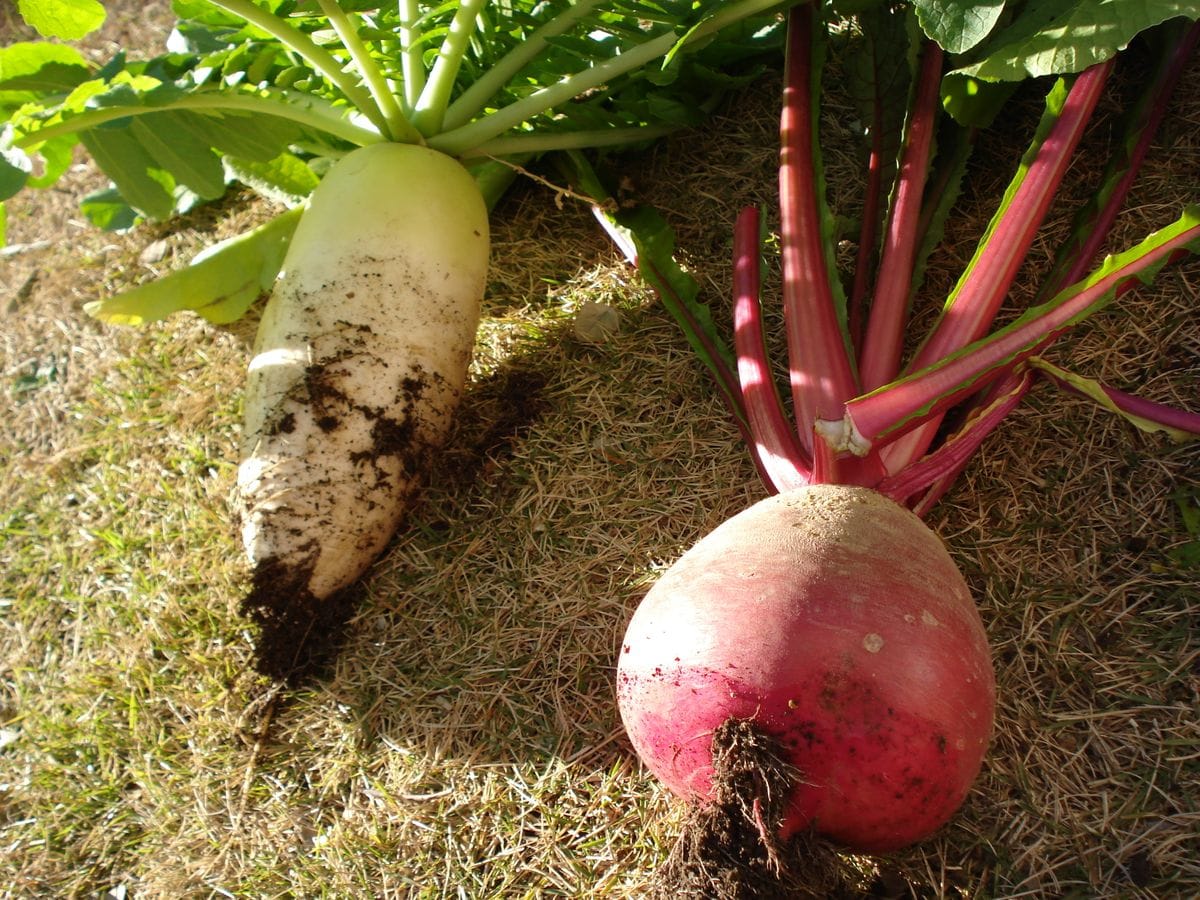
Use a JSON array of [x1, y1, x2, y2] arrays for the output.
[[80, 125, 177, 220], [223, 151, 319, 206], [130, 114, 227, 200], [0, 42, 90, 94], [79, 186, 140, 232], [16, 0, 106, 41], [85, 206, 302, 325], [0, 140, 32, 200]]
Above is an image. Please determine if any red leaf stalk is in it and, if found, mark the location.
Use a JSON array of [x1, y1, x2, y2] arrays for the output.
[[779, 3, 859, 453]]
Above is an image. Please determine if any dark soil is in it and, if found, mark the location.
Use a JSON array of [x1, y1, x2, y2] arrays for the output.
[[443, 365, 552, 487], [240, 362, 552, 685], [655, 719, 866, 899], [241, 550, 363, 685]]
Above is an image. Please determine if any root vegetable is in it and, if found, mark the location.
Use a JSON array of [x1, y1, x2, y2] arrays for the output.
[[236, 142, 488, 673], [617, 484, 995, 854], [607, 11, 1198, 885], [8, 0, 804, 681]]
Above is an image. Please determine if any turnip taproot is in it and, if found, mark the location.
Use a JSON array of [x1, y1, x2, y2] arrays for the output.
[[617, 485, 994, 855], [237, 143, 488, 669]]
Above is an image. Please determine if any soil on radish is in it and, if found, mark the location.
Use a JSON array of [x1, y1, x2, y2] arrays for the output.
[[241, 553, 362, 684], [655, 719, 865, 899], [242, 363, 552, 683], [242, 362, 438, 682]]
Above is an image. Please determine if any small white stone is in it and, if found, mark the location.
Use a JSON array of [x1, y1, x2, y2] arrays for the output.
[[573, 301, 621, 342]]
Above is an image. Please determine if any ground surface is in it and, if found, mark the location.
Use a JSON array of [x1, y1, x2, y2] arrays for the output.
[[2, 4, 1198, 898]]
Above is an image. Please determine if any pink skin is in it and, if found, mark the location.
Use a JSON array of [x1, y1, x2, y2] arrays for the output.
[[617, 485, 995, 854]]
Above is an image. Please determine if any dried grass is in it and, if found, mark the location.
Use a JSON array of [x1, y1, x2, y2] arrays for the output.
[[1, 5, 1198, 899]]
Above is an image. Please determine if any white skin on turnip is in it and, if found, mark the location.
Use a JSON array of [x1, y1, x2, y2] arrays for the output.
[[238, 143, 489, 608]]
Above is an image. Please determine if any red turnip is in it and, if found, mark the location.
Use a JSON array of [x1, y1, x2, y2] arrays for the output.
[[617, 484, 994, 855], [601, 10, 1197, 889]]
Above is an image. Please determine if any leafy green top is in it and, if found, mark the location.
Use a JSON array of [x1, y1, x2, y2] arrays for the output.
[[1, 0, 789, 237]]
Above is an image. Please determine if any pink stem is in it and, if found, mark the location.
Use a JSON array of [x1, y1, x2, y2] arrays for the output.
[[732, 207, 813, 493], [877, 368, 1034, 510], [845, 229, 1199, 450], [859, 40, 944, 392], [779, 3, 860, 454], [849, 104, 885, 355], [883, 60, 1113, 471]]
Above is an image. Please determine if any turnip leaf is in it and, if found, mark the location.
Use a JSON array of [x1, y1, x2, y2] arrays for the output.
[[779, 5, 859, 452], [843, 1, 916, 340], [875, 368, 1034, 507], [911, 0, 1004, 55], [732, 206, 813, 492], [948, 0, 1199, 82], [1036, 18, 1200, 300], [858, 38, 943, 391], [840, 207, 1200, 452], [1029, 358, 1200, 442], [881, 63, 1111, 470]]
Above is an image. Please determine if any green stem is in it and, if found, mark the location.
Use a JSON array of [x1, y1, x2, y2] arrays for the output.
[[315, 0, 418, 143], [16, 90, 383, 149], [206, 0, 389, 137], [398, 0, 425, 113], [430, 30, 679, 157], [687, 0, 798, 44], [441, 0, 608, 131], [410, 0, 488, 136], [446, 123, 681, 158]]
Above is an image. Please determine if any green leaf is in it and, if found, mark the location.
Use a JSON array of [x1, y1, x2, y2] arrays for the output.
[[1172, 487, 1200, 538], [85, 205, 303, 325], [1027, 359, 1199, 443], [1167, 486, 1200, 568], [941, 74, 1017, 127], [0, 42, 91, 93], [0, 145, 32, 201], [80, 126, 177, 221], [171, 109, 299, 163], [950, 0, 1199, 82], [843, 207, 1200, 449], [223, 152, 319, 206], [80, 186, 140, 232], [912, 0, 1005, 54], [25, 134, 76, 189], [16, 0, 106, 40], [1168, 541, 1200, 569], [844, 3, 916, 248], [130, 113, 227, 200]]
